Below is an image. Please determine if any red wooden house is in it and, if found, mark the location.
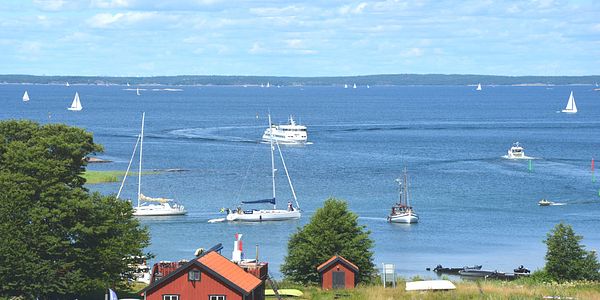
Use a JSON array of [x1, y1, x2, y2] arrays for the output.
[[140, 245, 267, 300], [316, 255, 359, 290]]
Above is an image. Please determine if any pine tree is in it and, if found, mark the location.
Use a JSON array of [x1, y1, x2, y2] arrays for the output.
[[544, 223, 600, 281], [281, 198, 374, 284], [0, 120, 150, 299]]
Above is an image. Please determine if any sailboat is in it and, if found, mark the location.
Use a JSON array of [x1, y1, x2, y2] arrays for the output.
[[66, 82, 70, 87], [353, 83, 357, 89], [387, 168, 419, 224], [136, 88, 141, 96], [22, 91, 30, 102], [344, 84, 348, 89], [476, 83, 482, 91], [225, 114, 301, 222], [67, 92, 83, 111], [561, 91, 577, 113], [117, 112, 187, 216]]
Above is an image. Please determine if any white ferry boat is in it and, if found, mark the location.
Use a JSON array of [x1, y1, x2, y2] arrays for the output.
[[262, 115, 308, 144]]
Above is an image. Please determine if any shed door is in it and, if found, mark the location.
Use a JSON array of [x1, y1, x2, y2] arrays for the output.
[[332, 271, 345, 289]]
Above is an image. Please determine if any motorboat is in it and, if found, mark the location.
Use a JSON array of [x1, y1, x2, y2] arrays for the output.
[[226, 114, 301, 222], [433, 265, 482, 274], [262, 115, 307, 144], [538, 199, 553, 206], [387, 168, 419, 224], [506, 142, 525, 159], [117, 112, 187, 216], [458, 269, 500, 278]]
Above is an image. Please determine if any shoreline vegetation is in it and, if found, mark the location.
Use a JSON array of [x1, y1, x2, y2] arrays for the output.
[[83, 170, 159, 184], [1, 74, 600, 86]]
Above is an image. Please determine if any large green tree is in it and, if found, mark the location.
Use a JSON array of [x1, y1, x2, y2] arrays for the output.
[[281, 198, 375, 284], [544, 223, 600, 282], [0, 120, 150, 299]]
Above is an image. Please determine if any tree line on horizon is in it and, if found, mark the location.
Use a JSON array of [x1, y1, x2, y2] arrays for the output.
[[1, 74, 600, 86]]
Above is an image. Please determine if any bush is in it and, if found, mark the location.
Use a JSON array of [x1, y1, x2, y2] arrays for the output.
[[544, 223, 600, 282]]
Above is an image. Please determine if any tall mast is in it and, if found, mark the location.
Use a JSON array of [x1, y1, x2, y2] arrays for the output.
[[268, 114, 276, 209], [276, 141, 300, 210], [404, 167, 410, 207], [137, 112, 145, 208]]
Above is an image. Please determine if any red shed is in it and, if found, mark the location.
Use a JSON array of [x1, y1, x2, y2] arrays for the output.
[[316, 255, 359, 290], [140, 245, 267, 300]]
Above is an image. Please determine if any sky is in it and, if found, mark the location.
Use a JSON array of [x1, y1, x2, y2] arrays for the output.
[[0, 0, 599, 77]]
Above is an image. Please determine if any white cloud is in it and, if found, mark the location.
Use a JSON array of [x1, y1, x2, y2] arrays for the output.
[[249, 42, 267, 54], [286, 39, 303, 49], [339, 2, 368, 15], [33, 0, 68, 11], [593, 24, 600, 32], [87, 12, 159, 28], [250, 5, 304, 16], [91, 0, 131, 9], [400, 47, 423, 57]]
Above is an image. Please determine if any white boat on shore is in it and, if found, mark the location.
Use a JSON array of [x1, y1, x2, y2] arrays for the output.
[[387, 168, 419, 224], [506, 142, 526, 159], [262, 115, 308, 144], [561, 91, 577, 113], [117, 112, 187, 216], [225, 114, 301, 222]]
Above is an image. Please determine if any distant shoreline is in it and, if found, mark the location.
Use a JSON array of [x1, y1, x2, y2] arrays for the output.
[[1, 74, 599, 86]]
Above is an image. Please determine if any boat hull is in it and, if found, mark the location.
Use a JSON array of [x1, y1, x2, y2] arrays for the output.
[[226, 209, 301, 222], [388, 213, 419, 223], [133, 203, 187, 216]]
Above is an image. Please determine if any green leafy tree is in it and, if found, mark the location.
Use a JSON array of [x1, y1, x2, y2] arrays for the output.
[[281, 198, 375, 284], [0, 120, 150, 299], [544, 223, 600, 281]]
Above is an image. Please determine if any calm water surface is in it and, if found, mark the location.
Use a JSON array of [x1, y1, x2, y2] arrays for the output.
[[2, 84, 599, 278]]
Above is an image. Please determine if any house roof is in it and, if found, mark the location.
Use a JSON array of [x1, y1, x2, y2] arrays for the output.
[[199, 251, 262, 293], [316, 255, 359, 273], [140, 244, 262, 296]]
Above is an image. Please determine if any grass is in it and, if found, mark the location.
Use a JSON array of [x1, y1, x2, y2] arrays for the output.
[[82, 170, 159, 184], [272, 279, 600, 300]]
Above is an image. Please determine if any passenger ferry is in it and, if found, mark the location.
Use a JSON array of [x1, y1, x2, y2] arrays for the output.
[[262, 115, 308, 144]]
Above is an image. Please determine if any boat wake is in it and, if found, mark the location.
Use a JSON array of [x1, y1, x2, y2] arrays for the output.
[[208, 218, 226, 223], [501, 155, 537, 160], [550, 203, 566, 206], [169, 127, 258, 143]]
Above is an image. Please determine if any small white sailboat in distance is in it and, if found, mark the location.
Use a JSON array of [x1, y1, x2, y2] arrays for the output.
[[344, 84, 348, 89], [136, 88, 141, 96], [66, 82, 70, 87], [67, 92, 83, 111], [476, 83, 482, 91], [22, 91, 30, 102], [353, 83, 357, 89], [561, 91, 577, 113]]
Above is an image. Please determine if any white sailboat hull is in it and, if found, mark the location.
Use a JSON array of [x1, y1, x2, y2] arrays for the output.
[[133, 202, 187, 216], [388, 212, 419, 223], [226, 209, 300, 222], [67, 107, 82, 111], [562, 91, 577, 113]]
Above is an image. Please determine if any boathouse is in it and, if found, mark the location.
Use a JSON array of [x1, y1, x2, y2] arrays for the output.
[[316, 255, 359, 290], [140, 244, 267, 300]]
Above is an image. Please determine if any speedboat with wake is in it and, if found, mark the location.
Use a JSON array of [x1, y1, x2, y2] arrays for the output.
[[506, 142, 526, 159]]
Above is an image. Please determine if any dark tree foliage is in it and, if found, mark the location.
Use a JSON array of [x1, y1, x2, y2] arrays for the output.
[[544, 223, 600, 282], [281, 198, 375, 284], [0, 120, 150, 299]]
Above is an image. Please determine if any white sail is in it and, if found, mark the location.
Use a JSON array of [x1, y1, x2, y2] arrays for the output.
[[476, 83, 482, 91], [66, 82, 70, 87], [353, 83, 357, 89], [561, 91, 577, 113], [344, 84, 348, 89], [22, 91, 29, 102], [67, 92, 82, 111], [136, 88, 140, 96]]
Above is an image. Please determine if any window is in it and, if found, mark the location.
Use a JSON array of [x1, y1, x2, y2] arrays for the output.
[[163, 295, 179, 300], [188, 270, 201, 281], [209, 296, 226, 300]]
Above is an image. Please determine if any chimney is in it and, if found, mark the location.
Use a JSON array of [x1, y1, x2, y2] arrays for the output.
[[232, 233, 243, 263]]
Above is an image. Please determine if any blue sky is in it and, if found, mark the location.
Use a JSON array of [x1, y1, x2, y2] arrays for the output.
[[1, 0, 599, 76]]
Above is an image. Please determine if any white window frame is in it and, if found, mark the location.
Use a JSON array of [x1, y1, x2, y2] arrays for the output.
[[209, 295, 226, 300], [163, 295, 179, 300]]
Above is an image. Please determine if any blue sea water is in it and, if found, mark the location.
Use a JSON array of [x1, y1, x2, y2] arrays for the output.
[[2, 84, 600, 279]]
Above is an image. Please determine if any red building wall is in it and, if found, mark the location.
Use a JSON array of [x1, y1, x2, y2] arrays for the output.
[[145, 264, 244, 300], [320, 262, 356, 290]]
